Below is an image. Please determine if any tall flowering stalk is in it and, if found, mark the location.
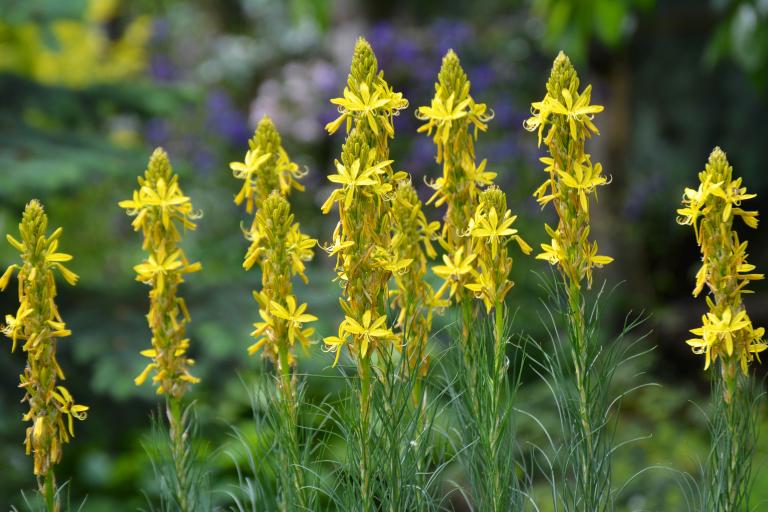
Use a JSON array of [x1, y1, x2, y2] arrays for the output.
[[119, 148, 201, 511], [229, 117, 317, 511], [0, 200, 87, 512], [322, 37, 407, 511], [524, 51, 612, 510], [417, 49, 495, 320], [390, 181, 440, 403], [230, 116, 316, 400], [420, 50, 530, 510], [677, 147, 765, 511], [464, 187, 532, 510]]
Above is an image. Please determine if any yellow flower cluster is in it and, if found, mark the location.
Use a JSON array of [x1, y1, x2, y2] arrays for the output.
[[230, 116, 307, 216], [417, 50, 499, 306], [524, 51, 612, 289], [322, 38, 406, 366], [418, 50, 530, 315], [230, 117, 317, 373], [0, 0, 151, 88], [325, 38, 409, 144], [464, 187, 532, 313], [0, 200, 88, 476], [678, 147, 765, 374], [390, 181, 441, 373], [119, 148, 202, 398]]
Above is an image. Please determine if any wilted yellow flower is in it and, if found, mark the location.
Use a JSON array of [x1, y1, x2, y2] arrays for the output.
[[0, 200, 87, 479], [119, 148, 201, 398], [524, 51, 611, 289], [679, 147, 765, 376]]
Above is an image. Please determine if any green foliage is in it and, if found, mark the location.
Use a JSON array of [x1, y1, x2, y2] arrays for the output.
[[223, 375, 326, 512], [531, 0, 655, 60], [2, 1, 768, 510], [526, 273, 653, 511], [447, 311, 527, 511], [141, 404, 211, 512]]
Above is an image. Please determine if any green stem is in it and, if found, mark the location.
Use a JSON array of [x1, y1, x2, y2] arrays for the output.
[[491, 302, 505, 512], [276, 345, 306, 511], [167, 397, 189, 512], [567, 280, 593, 507], [277, 346, 295, 414], [359, 356, 373, 512], [43, 468, 57, 512], [722, 358, 740, 512]]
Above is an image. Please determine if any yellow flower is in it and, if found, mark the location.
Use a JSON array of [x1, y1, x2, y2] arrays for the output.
[[687, 308, 758, 370], [121, 148, 201, 397], [323, 324, 349, 367], [229, 116, 306, 216], [526, 52, 610, 290], [545, 85, 603, 141], [433, 248, 477, 300], [680, 147, 764, 375], [536, 236, 564, 266], [325, 39, 408, 138], [343, 310, 397, 359], [418, 49, 497, 309], [231, 121, 316, 377], [133, 248, 200, 294], [557, 156, 607, 213], [465, 158, 497, 188], [416, 50, 492, 163], [416, 92, 471, 145], [51, 386, 89, 437], [469, 206, 530, 260], [327, 82, 395, 136], [229, 149, 271, 213], [269, 295, 318, 349], [0, 200, 85, 477], [322, 153, 393, 212], [464, 268, 499, 313]]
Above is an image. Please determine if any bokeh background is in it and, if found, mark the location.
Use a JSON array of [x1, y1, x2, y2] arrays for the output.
[[1, 0, 768, 510]]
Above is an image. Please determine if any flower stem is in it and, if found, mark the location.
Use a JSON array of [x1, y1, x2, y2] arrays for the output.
[[721, 357, 741, 512], [490, 301, 505, 511], [566, 280, 594, 507], [167, 397, 189, 512], [276, 345, 306, 511], [43, 468, 57, 512], [359, 355, 373, 512]]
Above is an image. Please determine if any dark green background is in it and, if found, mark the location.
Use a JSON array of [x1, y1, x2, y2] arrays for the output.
[[1, 0, 767, 510]]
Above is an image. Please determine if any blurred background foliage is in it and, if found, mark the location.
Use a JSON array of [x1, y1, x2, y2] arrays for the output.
[[1, 0, 768, 510]]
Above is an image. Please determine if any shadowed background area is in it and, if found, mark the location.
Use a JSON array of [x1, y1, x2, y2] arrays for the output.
[[1, 0, 767, 510]]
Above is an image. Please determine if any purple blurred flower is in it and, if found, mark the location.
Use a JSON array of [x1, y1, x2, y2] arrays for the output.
[[368, 21, 396, 52], [151, 18, 171, 44], [490, 98, 522, 128], [206, 89, 251, 147], [624, 172, 664, 220], [145, 118, 169, 147], [431, 18, 473, 54], [468, 63, 494, 95], [403, 136, 438, 178], [149, 54, 178, 82]]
